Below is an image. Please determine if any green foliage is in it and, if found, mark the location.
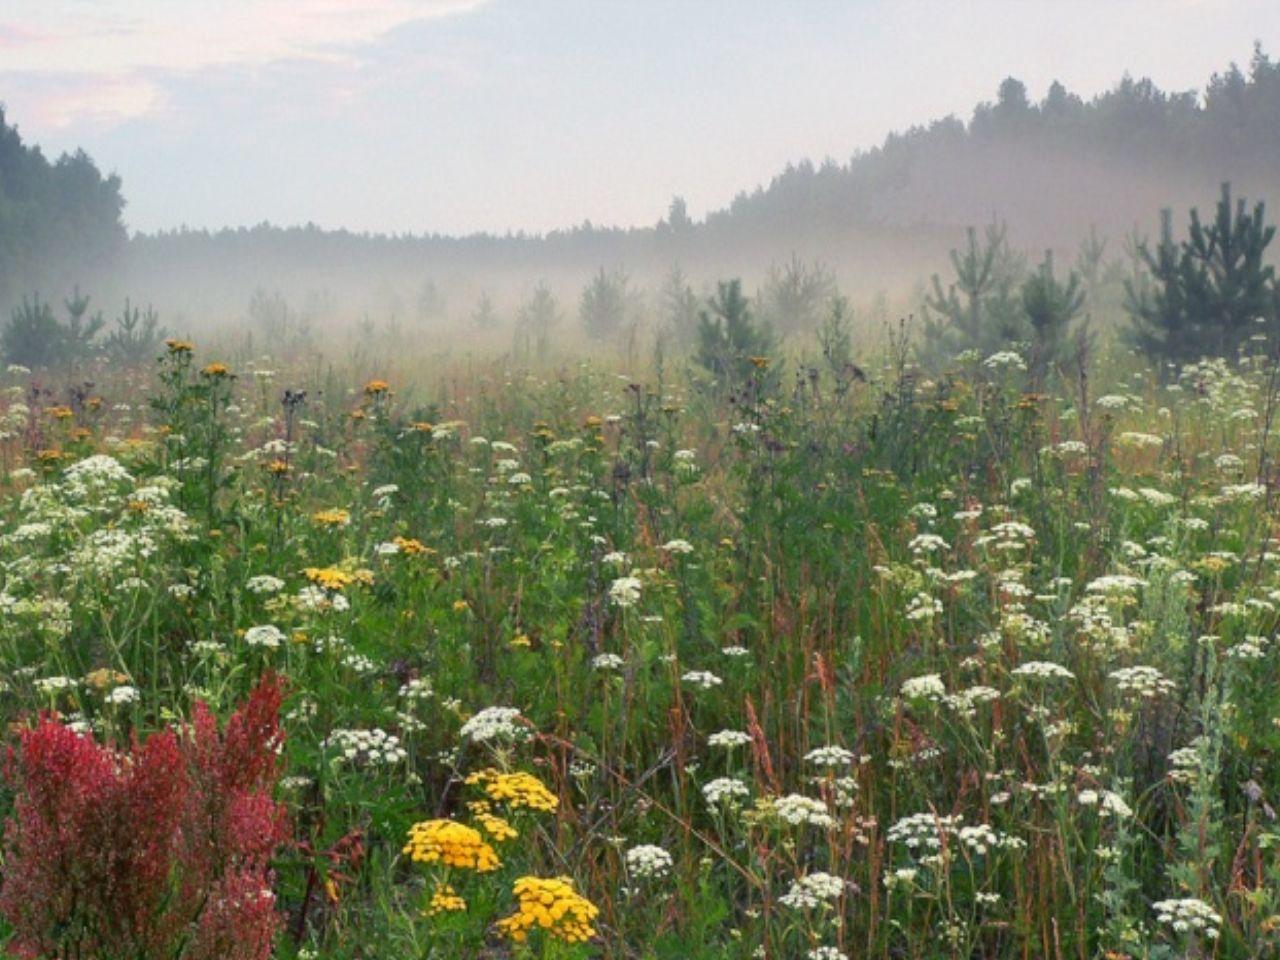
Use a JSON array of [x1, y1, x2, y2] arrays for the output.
[[1, 289, 105, 369], [756, 253, 837, 333], [514, 283, 558, 360], [1021, 250, 1086, 385], [470, 290, 499, 329], [0, 109, 126, 308], [694, 279, 777, 390], [579, 267, 636, 340], [919, 222, 1028, 368], [1126, 183, 1278, 370], [105, 299, 167, 364]]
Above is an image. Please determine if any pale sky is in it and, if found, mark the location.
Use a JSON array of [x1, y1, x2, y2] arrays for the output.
[[1, 0, 1276, 235]]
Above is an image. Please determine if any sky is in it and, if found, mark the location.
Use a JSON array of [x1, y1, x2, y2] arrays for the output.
[[1, 0, 1277, 236]]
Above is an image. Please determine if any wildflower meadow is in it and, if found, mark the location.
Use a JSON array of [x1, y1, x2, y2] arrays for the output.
[[0, 323, 1277, 960]]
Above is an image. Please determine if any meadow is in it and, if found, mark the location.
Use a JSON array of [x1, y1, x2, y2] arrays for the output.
[[0, 327, 1278, 960]]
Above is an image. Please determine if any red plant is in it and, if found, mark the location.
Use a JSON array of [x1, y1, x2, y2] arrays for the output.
[[0, 674, 289, 960]]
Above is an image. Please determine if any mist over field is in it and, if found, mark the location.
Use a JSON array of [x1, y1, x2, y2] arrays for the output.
[[3, 2, 1279, 351]]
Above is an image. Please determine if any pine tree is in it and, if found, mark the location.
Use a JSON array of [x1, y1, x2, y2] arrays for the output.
[[1021, 250, 1085, 387], [1125, 183, 1277, 368], [694, 279, 777, 390]]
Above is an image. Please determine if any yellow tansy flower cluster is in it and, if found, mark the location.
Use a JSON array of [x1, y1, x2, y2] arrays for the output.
[[363, 379, 391, 396], [312, 508, 351, 527], [304, 566, 357, 591], [426, 883, 467, 916], [495, 876, 599, 944], [393, 536, 429, 555], [403, 819, 499, 872], [466, 802, 518, 842], [465, 768, 559, 813]]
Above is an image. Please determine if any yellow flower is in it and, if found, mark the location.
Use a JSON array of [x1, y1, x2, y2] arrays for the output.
[[509, 633, 531, 649], [426, 883, 467, 916], [304, 567, 356, 591], [465, 768, 559, 813], [312, 508, 351, 527], [393, 536, 428, 555], [201, 361, 231, 378], [474, 810, 518, 842], [363, 379, 391, 396], [83, 667, 130, 691], [47, 406, 74, 420], [496, 876, 599, 944], [403, 819, 500, 872], [452, 599, 470, 613], [164, 338, 194, 354]]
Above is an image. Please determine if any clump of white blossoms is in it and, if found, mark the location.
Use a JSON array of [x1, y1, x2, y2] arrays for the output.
[[661, 539, 694, 555], [243, 624, 286, 649], [245, 575, 285, 595], [901, 673, 947, 703], [1109, 665, 1176, 699], [1153, 898, 1221, 940], [887, 812, 963, 851], [624, 844, 673, 880], [778, 871, 844, 910], [773, 794, 835, 828], [682, 670, 723, 690], [702, 777, 750, 806], [1011, 661, 1075, 681], [323, 728, 407, 766], [459, 705, 528, 743], [608, 575, 642, 608], [804, 745, 855, 768], [708, 729, 752, 749], [105, 685, 140, 705], [591, 653, 625, 671], [1077, 789, 1133, 818], [808, 948, 848, 960]]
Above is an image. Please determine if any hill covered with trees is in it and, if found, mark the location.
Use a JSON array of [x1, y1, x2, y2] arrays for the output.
[[0, 108, 126, 312]]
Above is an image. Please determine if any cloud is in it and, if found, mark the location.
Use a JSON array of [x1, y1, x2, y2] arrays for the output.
[[0, 0, 490, 128]]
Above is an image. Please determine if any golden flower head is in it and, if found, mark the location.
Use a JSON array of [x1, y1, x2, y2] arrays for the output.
[[496, 876, 599, 944], [312, 508, 351, 527], [165, 338, 195, 354], [363, 379, 391, 396], [403, 819, 500, 872], [465, 768, 559, 813], [426, 883, 467, 916], [201, 361, 232, 378]]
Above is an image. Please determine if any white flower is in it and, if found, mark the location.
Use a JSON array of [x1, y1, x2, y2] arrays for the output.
[[773, 794, 834, 828], [708, 729, 752, 749], [804, 745, 855, 768], [105, 685, 139, 705], [592, 653, 625, 671], [661, 539, 694, 555], [901, 673, 946, 702], [459, 706, 527, 743], [702, 777, 750, 805], [244, 576, 285, 599], [625, 844, 673, 880], [1153, 898, 1221, 940], [243, 624, 285, 649], [682, 670, 723, 690], [778, 872, 844, 910], [1011, 661, 1074, 681], [609, 576, 643, 608], [323, 728, 407, 766]]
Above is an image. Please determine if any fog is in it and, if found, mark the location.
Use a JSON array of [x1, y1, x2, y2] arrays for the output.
[[2, 2, 1279, 362]]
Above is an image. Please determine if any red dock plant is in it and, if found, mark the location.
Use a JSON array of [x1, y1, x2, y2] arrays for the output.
[[0, 674, 289, 960]]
